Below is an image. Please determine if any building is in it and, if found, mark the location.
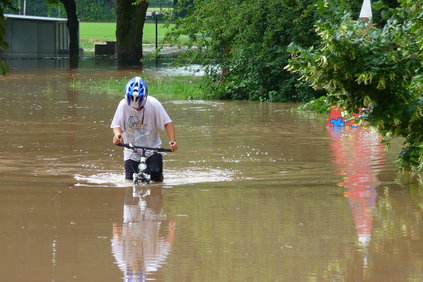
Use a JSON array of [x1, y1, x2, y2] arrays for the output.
[[2, 14, 71, 57]]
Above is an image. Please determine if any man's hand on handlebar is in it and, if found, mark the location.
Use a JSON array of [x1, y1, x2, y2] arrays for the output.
[[169, 141, 178, 152], [113, 134, 122, 145]]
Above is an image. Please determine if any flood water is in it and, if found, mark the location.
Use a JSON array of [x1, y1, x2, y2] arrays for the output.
[[1, 60, 422, 282]]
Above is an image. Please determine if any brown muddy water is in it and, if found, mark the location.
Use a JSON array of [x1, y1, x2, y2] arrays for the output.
[[0, 61, 422, 282]]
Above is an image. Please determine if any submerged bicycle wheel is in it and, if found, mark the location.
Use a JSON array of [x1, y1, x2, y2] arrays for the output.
[[133, 173, 151, 185]]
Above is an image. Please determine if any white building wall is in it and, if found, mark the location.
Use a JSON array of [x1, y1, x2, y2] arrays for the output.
[[3, 14, 71, 56]]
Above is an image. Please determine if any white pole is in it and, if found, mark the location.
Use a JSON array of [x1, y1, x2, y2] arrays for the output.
[[359, 0, 372, 19]]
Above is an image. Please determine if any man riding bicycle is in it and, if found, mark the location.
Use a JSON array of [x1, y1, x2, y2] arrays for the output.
[[111, 76, 178, 182]]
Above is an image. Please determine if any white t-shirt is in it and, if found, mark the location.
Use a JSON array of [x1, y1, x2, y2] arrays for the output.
[[111, 96, 172, 161]]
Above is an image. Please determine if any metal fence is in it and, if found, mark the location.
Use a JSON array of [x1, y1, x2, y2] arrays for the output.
[[83, 14, 168, 56]]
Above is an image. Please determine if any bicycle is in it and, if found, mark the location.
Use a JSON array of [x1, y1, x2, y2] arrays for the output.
[[117, 143, 172, 185]]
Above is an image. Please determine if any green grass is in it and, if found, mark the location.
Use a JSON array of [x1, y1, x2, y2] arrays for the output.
[[70, 73, 206, 101], [148, 7, 172, 12], [149, 75, 205, 100], [80, 22, 173, 51]]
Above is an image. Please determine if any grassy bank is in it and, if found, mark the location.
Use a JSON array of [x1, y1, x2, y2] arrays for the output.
[[71, 73, 206, 101]]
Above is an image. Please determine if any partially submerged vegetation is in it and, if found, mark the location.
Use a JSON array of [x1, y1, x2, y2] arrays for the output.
[[165, 0, 421, 173], [296, 96, 331, 114], [70, 73, 205, 101], [286, 1, 422, 174]]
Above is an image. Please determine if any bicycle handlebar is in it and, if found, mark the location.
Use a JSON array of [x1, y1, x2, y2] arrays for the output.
[[116, 143, 172, 152]]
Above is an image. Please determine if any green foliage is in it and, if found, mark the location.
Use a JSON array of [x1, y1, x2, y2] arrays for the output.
[[166, 0, 397, 103], [166, 0, 323, 102], [286, 0, 423, 172], [297, 96, 332, 113], [76, 0, 116, 22]]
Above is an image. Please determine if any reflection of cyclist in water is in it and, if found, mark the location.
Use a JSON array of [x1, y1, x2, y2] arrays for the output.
[[111, 187, 176, 281], [111, 77, 178, 181]]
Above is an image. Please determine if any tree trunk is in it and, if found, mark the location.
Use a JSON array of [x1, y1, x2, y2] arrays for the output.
[[59, 0, 79, 67], [116, 0, 148, 66]]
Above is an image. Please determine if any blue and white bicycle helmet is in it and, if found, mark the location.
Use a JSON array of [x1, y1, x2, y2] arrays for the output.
[[125, 76, 148, 108]]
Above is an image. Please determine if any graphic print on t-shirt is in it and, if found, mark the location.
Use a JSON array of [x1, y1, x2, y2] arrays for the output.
[[127, 116, 152, 145]]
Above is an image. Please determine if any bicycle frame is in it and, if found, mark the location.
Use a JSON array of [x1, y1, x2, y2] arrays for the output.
[[117, 143, 172, 185]]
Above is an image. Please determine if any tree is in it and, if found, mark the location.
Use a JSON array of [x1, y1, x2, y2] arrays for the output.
[[167, 0, 323, 102], [116, 0, 148, 66], [167, 0, 396, 102], [58, 0, 78, 63], [286, 0, 422, 172], [43, 0, 78, 67]]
